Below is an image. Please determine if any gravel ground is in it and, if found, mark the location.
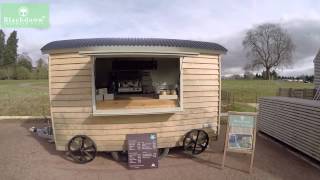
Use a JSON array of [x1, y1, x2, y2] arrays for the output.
[[0, 120, 319, 180]]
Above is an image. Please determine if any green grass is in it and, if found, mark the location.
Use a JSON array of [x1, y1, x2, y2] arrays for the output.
[[0, 79, 315, 115], [222, 80, 314, 103], [0, 80, 49, 116], [230, 103, 257, 112]]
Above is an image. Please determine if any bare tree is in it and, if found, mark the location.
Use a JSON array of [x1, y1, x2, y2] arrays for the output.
[[243, 23, 295, 80]]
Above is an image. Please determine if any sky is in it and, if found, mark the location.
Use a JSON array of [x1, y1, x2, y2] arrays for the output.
[[2, 0, 320, 76]]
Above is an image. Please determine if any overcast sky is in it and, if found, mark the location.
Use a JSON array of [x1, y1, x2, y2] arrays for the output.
[[3, 0, 320, 76]]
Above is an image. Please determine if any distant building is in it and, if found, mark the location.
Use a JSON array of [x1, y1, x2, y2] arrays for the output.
[[314, 50, 320, 87]]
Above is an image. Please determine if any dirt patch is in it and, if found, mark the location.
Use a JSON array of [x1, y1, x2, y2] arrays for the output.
[[0, 121, 319, 180]]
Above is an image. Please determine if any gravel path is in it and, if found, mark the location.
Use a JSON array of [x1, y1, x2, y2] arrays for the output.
[[0, 120, 319, 180]]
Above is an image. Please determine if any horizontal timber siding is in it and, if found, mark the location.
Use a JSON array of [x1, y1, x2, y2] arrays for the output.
[[258, 97, 320, 161], [49, 53, 220, 151]]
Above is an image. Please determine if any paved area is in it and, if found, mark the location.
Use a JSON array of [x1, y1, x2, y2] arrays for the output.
[[0, 120, 319, 180]]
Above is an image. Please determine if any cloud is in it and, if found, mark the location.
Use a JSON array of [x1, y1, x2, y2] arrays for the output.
[[2, 0, 320, 74], [219, 19, 320, 76]]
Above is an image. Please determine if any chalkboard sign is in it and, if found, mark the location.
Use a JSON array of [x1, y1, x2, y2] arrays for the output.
[[127, 133, 158, 169], [222, 112, 257, 173]]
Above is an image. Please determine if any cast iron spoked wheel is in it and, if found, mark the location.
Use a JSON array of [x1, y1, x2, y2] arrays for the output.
[[183, 129, 209, 155], [67, 135, 97, 164]]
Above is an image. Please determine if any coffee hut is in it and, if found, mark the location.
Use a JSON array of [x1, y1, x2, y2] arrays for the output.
[[41, 38, 227, 163]]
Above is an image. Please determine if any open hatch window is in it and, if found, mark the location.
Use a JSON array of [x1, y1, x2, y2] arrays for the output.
[[92, 57, 182, 116]]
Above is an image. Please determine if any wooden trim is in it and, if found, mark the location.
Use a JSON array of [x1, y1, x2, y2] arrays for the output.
[[180, 57, 184, 111], [221, 124, 229, 169], [91, 56, 96, 113], [48, 56, 57, 143], [218, 55, 222, 137], [250, 126, 257, 173], [79, 50, 199, 57], [44, 45, 226, 56], [91, 56, 183, 115], [93, 107, 183, 116]]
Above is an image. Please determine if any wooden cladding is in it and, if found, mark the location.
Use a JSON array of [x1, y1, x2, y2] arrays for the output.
[[49, 53, 221, 151]]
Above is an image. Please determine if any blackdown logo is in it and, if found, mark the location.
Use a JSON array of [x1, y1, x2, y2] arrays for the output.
[[18, 6, 28, 17]]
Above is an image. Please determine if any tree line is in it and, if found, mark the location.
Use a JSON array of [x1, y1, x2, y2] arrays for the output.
[[229, 71, 314, 82], [0, 30, 48, 80]]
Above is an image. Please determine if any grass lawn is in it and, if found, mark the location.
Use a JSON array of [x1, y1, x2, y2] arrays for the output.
[[0, 80, 49, 116], [222, 80, 314, 103], [0, 79, 315, 115]]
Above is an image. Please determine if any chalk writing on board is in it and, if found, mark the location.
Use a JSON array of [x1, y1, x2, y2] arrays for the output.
[[127, 133, 158, 169]]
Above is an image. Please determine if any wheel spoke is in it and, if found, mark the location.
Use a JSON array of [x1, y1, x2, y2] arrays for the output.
[[84, 145, 94, 151], [83, 151, 93, 160], [80, 137, 85, 149], [185, 142, 195, 150], [68, 135, 97, 163], [183, 130, 209, 155], [70, 148, 81, 153], [192, 130, 200, 154]]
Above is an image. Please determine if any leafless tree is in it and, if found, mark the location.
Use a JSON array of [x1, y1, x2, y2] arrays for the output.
[[243, 23, 295, 80]]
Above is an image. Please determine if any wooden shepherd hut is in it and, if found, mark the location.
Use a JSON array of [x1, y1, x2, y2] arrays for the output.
[[41, 38, 227, 163]]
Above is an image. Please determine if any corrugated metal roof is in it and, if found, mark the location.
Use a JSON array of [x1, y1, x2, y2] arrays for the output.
[[41, 38, 227, 53]]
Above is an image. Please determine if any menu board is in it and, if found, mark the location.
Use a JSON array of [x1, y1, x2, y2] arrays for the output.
[[222, 113, 257, 173], [127, 133, 158, 169], [227, 115, 255, 151]]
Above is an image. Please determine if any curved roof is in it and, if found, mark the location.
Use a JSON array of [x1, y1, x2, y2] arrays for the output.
[[41, 38, 227, 54]]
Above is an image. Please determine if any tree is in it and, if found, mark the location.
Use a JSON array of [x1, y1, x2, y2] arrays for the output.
[[0, 30, 5, 66], [15, 66, 31, 79], [3, 31, 18, 79], [36, 58, 47, 68], [34, 58, 48, 79], [270, 70, 278, 80], [244, 71, 255, 79], [17, 53, 33, 71], [243, 23, 295, 80]]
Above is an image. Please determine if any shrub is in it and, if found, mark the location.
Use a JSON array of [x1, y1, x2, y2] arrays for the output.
[[15, 66, 31, 79]]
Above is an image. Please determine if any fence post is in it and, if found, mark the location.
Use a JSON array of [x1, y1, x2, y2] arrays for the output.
[[278, 88, 281, 96], [288, 88, 292, 97]]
